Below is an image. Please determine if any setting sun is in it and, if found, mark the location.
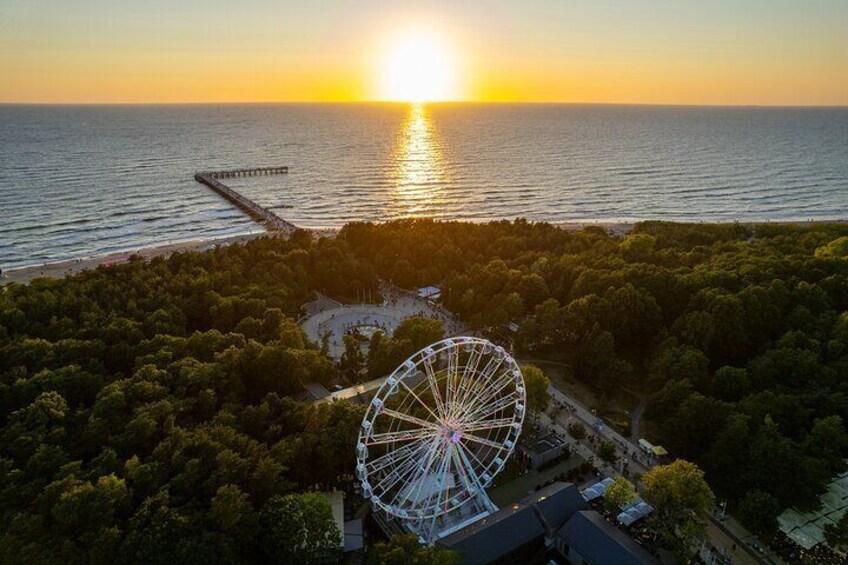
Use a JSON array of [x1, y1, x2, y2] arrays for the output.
[[378, 29, 459, 102]]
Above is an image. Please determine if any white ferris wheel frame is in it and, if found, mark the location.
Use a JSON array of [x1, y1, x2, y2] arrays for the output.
[[356, 336, 526, 541]]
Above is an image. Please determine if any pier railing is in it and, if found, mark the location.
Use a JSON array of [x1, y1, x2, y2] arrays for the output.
[[194, 166, 295, 233]]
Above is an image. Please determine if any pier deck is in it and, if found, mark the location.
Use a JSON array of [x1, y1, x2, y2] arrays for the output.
[[194, 166, 296, 233]]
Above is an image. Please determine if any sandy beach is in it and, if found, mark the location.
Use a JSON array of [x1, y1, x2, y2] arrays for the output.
[[0, 232, 270, 286]]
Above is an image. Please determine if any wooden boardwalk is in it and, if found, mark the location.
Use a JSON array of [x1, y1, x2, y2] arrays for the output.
[[194, 166, 296, 233]]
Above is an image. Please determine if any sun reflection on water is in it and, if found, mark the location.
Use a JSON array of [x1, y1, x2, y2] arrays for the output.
[[393, 103, 447, 216]]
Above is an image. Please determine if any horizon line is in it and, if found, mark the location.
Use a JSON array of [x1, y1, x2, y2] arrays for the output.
[[2, 100, 847, 109]]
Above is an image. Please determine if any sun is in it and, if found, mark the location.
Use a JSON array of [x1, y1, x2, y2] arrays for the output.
[[378, 29, 459, 102]]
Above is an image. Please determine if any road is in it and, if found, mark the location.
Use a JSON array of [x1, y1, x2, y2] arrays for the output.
[[539, 382, 783, 565]]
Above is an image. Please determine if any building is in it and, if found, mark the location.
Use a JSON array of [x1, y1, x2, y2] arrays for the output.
[[556, 510, 659, 565], [438, 501, 548, 565], [521, 431, 569, 469], [321, 491, 365, 557], [436, 482, 658, 565], [437, 482, 586, 564]]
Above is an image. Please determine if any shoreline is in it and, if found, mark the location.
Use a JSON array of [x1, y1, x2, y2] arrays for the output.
[[2, 219, 845, 287], [1, 232, 269, 286]]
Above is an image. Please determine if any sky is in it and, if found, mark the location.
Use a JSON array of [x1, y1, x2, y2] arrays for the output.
[[1, 0, 846, 105]]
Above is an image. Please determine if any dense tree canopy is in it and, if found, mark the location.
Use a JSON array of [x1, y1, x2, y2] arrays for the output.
[[2, 218, 848, 561], [342, 219, 848, 524], [0, 233, 371, 563], [366, 316, 444, 378]]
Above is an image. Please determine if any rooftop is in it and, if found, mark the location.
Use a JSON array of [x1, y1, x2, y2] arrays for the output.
[[438, 482, 586, 564], [558, 510, 659, 565], [520, 482, 587, 532], [437, 502, 544, 565]]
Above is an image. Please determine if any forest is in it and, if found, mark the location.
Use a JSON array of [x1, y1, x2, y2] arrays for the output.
[[0, 234, 379, 563], [341, 219, 848, 537], [1, 219, 847, 561]]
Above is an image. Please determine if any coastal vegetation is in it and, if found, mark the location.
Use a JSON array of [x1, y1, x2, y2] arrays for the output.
[[342, 218, 848, 532], [1, 218, 847, 560], [0, 235, 376, 563]]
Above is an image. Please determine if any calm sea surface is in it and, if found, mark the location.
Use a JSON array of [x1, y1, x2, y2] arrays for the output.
[[1, 103, 846, 269]]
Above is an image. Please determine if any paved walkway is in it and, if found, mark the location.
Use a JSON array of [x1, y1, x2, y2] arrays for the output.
[[300, 286, 466, 360], [540, 384, 781, 565]]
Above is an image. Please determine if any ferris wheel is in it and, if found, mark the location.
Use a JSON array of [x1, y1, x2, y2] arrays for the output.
[[356, 336, 526, 543]]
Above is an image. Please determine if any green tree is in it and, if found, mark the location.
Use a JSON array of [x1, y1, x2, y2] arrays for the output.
[[641, 460, 715, 556], [392, 316, 445, 351], [339, 333, 365, 382], [597, 440, 618, 466], [210, 484, 258, 537], [603, 476, 637, 512], [568, 422, 587, 441], [814, 236, 848, 258], [365, 534, 461, 565], [522, 364, 550, 415], [737, 490, 781, 538], [621, 233, 656, 262], [259, 493, 341, 563]]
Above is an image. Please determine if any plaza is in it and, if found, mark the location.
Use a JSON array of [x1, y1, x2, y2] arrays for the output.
[[300, 285, 466, 360]]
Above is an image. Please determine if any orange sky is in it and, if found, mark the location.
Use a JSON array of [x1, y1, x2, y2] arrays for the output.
[[1, 0, 846, 105]]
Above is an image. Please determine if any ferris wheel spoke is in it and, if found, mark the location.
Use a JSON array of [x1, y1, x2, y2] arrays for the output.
[[398, 379, 442, 423], [458, 440, 492, 477], [447, 350, 482, 421], [461, 432, 506, 451], [454, 370, 515, 422], [420, 442, 453, 514], [453, 359, 504, 421], [367, 437, 432, 474], [445, 349, 461, 417], [453, 441, 486, 493], [377, 441, 437, 498], [449, 444, 477, 498], [367, 427, 437, 445], [461, 394, 519, 426], [394, 439, 445, 509], [459, 350, 484, 395], [422, 361, 447, 418], [381, 408, 440, 431], [462, 417, 516, 433]]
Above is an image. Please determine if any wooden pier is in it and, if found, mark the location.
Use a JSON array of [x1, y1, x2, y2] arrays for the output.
[[194, 166, 296, 234], [208, 166, 289, 179]]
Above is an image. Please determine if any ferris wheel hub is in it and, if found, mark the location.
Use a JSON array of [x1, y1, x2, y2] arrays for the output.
[[443, 427, 463, 443]]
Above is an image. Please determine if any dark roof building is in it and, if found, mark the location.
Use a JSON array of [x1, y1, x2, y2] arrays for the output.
[[437, 482, 587, 565], [438, 502, 546, 565], [436, 483, 657, 565], [556, 510, 659, 565], [521, 481, 588, 532]]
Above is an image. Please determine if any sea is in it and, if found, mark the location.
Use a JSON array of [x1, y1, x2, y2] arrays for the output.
[[1, 103, 846, 270]]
